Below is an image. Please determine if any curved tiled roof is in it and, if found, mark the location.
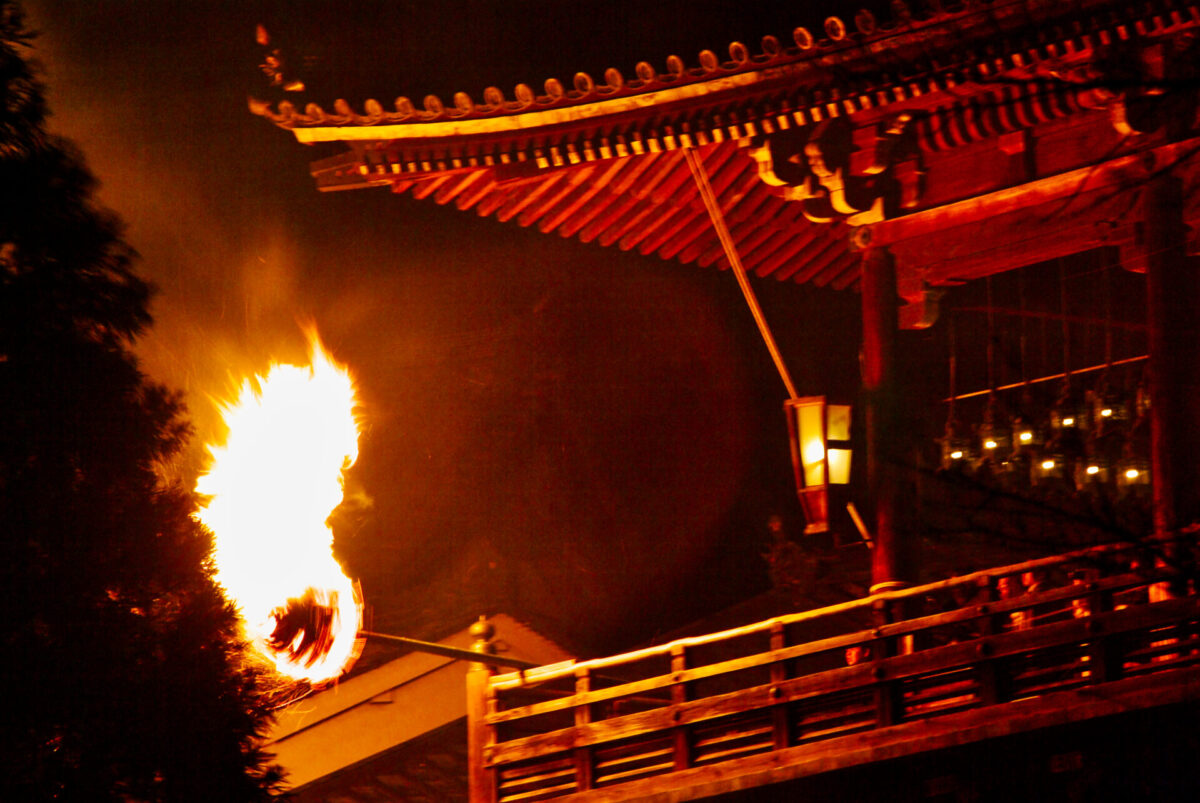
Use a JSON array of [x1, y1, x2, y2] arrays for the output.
[[255, 0, 1200, 295]]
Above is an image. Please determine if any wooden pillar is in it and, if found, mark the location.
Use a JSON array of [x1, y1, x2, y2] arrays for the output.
[[861, 246, 910, 592], [466, 661, 496, 803], [1143, 172, 1199, 546], [467, 619, 498, 803]]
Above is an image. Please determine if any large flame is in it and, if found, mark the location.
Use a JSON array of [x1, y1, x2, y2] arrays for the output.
[[196, 332, 364, 684]]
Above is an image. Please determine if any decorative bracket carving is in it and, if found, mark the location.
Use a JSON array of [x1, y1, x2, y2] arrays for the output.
[[1060, 38, 1200, 137], [747, 114, 922, 226]]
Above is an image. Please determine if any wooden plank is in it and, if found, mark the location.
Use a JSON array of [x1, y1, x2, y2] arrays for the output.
[[592, 759, 674, 787], [497, 765, 575, 791], [593, 747, 672, 773], [497, 780, 577, 803]]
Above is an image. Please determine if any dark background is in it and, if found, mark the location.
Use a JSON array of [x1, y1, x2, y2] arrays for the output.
[[26, 0, 895, 656]]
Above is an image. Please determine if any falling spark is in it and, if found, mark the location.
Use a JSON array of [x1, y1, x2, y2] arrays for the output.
[[196, 330, 363, 684]]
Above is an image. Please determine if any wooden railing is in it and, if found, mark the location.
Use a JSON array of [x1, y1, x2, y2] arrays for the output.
[[467, 541, 1200, 802]]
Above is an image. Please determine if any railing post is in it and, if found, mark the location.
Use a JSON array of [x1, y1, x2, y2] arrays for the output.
[[1076, 573, 1121, 683], [670, 644, 692, 771], [467, 618, 498, 803], [871, 598, 902, 727], [975, 575, 1002, 706], [573, 668, 594, 792], [769, 621, 791, 750]]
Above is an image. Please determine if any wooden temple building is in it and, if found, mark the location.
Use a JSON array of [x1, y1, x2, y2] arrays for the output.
[[256, 0, 1200, 799]]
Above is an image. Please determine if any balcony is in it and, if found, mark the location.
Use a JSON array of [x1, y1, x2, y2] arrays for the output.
[[467, 540, 1200, 801]]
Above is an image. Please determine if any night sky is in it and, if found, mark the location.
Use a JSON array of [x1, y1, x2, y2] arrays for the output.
[[25, 1, 876, 656]]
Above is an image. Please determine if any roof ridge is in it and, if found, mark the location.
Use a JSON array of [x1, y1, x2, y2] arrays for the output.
[[250, 0, 1186, 129]]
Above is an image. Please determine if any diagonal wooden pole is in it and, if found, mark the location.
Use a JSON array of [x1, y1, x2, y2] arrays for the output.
[[684, 147, 799, 401]]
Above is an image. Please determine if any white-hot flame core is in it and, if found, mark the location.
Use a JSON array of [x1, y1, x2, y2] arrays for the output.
[[196, 334, 363, 683]]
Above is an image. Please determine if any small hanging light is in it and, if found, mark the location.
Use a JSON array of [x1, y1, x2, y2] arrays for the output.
[[1080, 453, 1113, 488], [1089, 376, 1129, 433], [976, 394, 1012, 459], [1012, 418, 1040, 449], [941, 413, 974, 470], [1034, 450, 1069, 486], [1117, 455, 1151, 489], [1118, 386, 1152, 494], [1004, 409, 1037, 488], [1049, 380, 1089, 434]]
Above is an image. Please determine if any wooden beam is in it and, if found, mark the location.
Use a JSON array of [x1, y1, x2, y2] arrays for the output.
[[871, 137, 1200, 249], [867, 136, 1200, 302]]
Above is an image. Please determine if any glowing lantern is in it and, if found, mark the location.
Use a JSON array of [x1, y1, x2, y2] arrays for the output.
[[1010, 414, 1041, 452], [195, 331, 364, 684], [1050, 382, 1088, 435], [1081, 455, 1112, 486], [976, 396, 1011, 463], [1117, 456, 1151, 490], [1034, 449, 1068, 486], [1090, 380, 1128, 432], [785, 397, 851, 534], [940, 415, 973, 470]]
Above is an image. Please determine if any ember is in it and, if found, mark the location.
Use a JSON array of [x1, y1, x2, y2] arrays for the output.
[[196, 330, 363, 684]]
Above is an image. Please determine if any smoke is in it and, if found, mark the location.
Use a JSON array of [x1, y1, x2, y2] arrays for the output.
[[23, 0, 863, 652]]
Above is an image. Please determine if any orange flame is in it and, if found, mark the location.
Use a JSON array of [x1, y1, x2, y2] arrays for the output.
[[196, 331, 364, 683]]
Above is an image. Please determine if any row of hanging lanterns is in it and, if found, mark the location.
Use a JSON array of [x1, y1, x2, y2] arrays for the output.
[[939, 260, 1151, 499], [940, 372, 1151, 495]]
